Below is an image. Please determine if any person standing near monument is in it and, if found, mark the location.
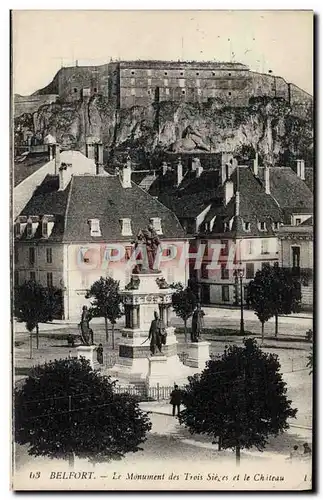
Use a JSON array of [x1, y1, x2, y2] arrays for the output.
[[148, 311, 166, 355], [191, 303, 205, 342], [170, 384, 182, 417], [96, 343, 104, 365]]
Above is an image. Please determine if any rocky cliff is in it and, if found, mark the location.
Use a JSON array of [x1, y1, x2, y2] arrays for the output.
[[15, 95, 313, 168]]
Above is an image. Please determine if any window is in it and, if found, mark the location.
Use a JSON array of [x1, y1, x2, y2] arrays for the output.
[[26, 221, 33, 238], [164, 79, 168, 86], [131, 71, 135, 75], [42, 220, 48, 238], [228, 92, 232, 96], [30, 271, 36, 281], [164, 71, 168, 76], [261, 239, 269, 254], [14, 246, 18, 264], [125, 246, 133, 260], [295, 218, 301, 226], [258, 221, 266, 231], [272, 222, 280, 230], [165, 88, 170, 95], [222, 285, 230, 302], [148, 89, 152, 95], [150, 217, 163, 235], [73, 88, 77, 93], [221, 264, 229, 280], [221, 240, 229, 256], [196, 72, 200, 76], [131, 88, 136, 96], [29, 247, 35, 266], [120, 218, 132, 236], [248, 240, 253, 255], [14, 270, 19, 287], [46, 247, 52, 264], [147, 69, 152, 76], [88, 219, 101, 237], [244, 222, 251, 232], [180, 72, 184, 76], [14, 222, 21, 237], [181, 89, 186, 95], [197, 88, 202, 95], [93, 87, 98, 93], [223, 222, 229, 232], [196, 79, 200, 87], [47, 272, 53, 288], [131, 78, 135, 85], [148, 78, 152, 86], [246, 263, 254, 279], [212, 71, 216, 76], [228, 72, 232, 76], [201, 263, 208, 279]]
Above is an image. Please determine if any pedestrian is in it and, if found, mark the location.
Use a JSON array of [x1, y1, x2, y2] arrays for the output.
[[170, 384, 182, 417], [287, 445, 301, 461], [97, 343, 104, 365], [303, 442, 312, 455]]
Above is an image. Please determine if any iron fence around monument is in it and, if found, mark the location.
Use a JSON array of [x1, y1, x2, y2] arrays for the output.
[[114, 384, 186, 402]]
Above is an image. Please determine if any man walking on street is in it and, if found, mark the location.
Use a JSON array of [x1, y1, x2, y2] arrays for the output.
[[170, 384, 182, 417]]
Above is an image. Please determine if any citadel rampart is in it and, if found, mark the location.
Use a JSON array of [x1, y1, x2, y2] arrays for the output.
[[15, 60, 312, 116]]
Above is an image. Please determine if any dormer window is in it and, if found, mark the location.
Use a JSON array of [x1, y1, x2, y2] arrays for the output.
[[272, 222, 280, 231], [26, 218, 33, 238], [150, 217, 163, 235], [88, 219, 101, 237], [258, 221, 266, 231], [42, 219, 48, 238], [244, 222, 251, 232], [223, 221, 229, 232], [14, 222, 21, 238], [120, 218, 132, 236]]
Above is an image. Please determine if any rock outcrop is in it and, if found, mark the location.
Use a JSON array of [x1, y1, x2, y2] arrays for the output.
[[14, 95, 313, 168]]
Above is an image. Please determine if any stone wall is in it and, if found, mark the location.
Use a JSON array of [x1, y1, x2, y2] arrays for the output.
[[14, 94, 59, 117]]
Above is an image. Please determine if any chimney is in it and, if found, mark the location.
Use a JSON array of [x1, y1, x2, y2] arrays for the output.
[[54, 144, 60, 175], [162, 161, 168, 176], [196, 164, 203, 178], [121, 157, 132, 188], [48, 144, 54, 161], [296, 159, 305, 181], [235, 191, 240, 216], [192, 158, 203, 177], [58, 162, 72, 191], [224, 180, 234, 205], [177, 158, 183, 186], [253, 152, 259, 176], [264, 165, 270, 194]]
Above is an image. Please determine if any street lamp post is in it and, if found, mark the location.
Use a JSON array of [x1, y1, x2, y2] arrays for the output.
[[235, 266, 245, 335]]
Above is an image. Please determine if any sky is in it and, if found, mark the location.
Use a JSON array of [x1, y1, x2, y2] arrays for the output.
[[12, 10, 313, 96]]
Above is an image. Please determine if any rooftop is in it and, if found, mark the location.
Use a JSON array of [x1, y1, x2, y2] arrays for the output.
[[17, 174, 186, 243], [14, 153, 49, 187]]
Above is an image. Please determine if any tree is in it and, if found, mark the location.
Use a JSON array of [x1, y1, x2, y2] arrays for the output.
[[14, 280, 61, 353], [248, 264, 300, 338], [179, 338, 297, 465], [171, 284, 198, 342], [86, 277, 124, 345], [248, 271, 275, 343], [14, 357, 152, 468]]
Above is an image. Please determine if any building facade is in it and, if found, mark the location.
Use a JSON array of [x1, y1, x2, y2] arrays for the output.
[[14, 156, 189, 320]]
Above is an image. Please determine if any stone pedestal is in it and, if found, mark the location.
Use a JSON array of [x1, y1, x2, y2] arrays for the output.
[[108, 272, 192, 386], [76, 345, 97, 369], [146, 355, 169, 388], [186, 341, 211, 370]]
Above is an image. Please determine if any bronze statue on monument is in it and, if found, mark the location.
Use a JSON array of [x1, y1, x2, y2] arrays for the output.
[[79, 305, 94, 346], [132, 222, 161, 273]]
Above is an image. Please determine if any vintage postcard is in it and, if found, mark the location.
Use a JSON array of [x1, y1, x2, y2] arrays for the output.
[[11, 9, 314, 491]]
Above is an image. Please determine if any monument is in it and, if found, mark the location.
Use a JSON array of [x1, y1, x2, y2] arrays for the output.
[[108, 223, 192, 388]]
